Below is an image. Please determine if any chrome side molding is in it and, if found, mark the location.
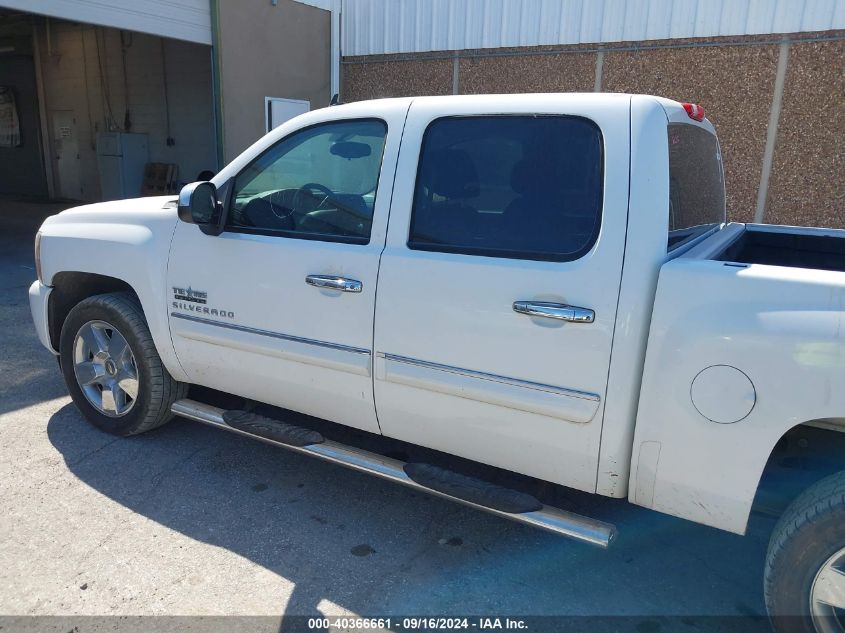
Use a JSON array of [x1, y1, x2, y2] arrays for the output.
[[169, 312, 370, 355], [169, 312, 372, 376], [513, 301, 595, 323], [170, 398, 616, 548], [379, 352, 600, 403], [376, 352, 601, 423]]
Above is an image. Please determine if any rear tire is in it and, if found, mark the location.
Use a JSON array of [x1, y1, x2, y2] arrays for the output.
[[765, 470, 845, 633], [59, 292, 187, 436]]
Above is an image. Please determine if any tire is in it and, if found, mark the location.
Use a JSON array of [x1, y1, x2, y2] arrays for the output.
[[765, 470, 845, 633], [59, 292, 188, 436]]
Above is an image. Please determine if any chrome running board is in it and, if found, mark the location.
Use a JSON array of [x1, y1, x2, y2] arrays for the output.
[[171, 398, 616, 548]]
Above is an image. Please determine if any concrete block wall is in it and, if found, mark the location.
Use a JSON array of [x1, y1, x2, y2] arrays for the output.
[[36, 22, 216, 201], [340, 32, 845, 228], [766, 39, 845, 227]]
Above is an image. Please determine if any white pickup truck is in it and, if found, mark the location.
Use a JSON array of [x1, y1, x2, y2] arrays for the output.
[[28, 93, 845, 631]]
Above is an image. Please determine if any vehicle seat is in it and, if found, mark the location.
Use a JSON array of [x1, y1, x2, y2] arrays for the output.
[[503, 158, 597, 256], [412, 148, 480, 245], [298, 193, 372, 237], [240, 189, 298, 231]]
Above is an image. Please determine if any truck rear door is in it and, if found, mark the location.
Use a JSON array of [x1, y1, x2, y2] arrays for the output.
[[373, 95, 631, 492]]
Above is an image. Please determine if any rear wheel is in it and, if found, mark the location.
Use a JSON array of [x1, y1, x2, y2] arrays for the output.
[[765, 471, 845, 633], [59, 292, 187, 436]]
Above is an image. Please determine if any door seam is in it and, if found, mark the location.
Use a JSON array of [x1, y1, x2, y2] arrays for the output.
[[371, 99, 414, 435]]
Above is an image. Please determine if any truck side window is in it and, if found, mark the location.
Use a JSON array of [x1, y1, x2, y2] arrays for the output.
[[408, 116, 603, 262], [667, 123, 726, 250], [227, 119, 387, 244]]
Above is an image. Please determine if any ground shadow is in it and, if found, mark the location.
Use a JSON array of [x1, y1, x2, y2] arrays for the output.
[[46, 401, 773, 632]]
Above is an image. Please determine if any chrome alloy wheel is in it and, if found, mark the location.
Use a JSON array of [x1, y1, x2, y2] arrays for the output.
[[812, 547, 845, 633], [72, 320, 139, 417]]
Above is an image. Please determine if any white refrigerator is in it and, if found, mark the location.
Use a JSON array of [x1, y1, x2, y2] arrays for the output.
[[96, 132, 149, 200]]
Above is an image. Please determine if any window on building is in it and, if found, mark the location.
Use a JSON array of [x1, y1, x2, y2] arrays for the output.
[[408, 116, 603, 262], [228, 119, 387, 243]]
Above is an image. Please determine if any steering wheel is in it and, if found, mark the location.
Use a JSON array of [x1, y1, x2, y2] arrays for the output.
[[295, 182, 335, 211]]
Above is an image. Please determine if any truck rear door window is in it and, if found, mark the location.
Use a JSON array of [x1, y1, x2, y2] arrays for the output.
[[408, 116, 603, 262], [667, 123, 726, 250]]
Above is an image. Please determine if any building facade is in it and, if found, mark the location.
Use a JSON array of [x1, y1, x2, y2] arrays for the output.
[[339, 0, 845, 227], [0, 0, 843, 229]]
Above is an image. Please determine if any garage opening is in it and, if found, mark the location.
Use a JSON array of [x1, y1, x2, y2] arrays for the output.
[[0, 9, 217, 202]]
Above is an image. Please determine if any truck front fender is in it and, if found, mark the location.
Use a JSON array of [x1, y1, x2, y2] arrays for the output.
[[38, 198, 189, 383]]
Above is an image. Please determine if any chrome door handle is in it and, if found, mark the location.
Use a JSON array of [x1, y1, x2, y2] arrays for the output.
[[305, 274, 363, 293], [513, 301, 595, 323]]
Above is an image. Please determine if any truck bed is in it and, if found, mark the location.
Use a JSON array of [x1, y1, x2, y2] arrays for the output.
[[716, 225, 845, 273], [634, 221, 845, 533]]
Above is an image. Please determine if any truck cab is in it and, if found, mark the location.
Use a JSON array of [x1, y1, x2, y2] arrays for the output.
[[169, 94, 638, 495]]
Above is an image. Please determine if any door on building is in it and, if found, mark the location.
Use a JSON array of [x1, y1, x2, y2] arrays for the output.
[[167, 103, 408, 435], [51, 110, 82, 199]]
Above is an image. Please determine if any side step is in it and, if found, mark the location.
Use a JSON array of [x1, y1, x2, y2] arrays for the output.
[[171, 399, 616, 548]]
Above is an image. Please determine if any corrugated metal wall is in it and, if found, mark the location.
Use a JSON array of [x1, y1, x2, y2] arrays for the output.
[[341, 0, 845, 56], [0, 0, 212, 44]]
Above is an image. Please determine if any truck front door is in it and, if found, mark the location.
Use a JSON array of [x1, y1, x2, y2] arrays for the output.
[[167, 104, 407, 434], [373, 96, 631, 492]]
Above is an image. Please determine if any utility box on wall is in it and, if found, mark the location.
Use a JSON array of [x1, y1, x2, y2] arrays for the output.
[[265, 97, 310, 133], [96, 132, 148, 200]]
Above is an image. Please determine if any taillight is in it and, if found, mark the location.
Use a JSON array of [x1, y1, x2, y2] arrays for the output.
[[34, 231, 43, 283], [682, 102, 706, 122]]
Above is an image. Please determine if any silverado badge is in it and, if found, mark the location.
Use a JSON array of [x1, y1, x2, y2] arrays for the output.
[[172, 286, 234, 319]]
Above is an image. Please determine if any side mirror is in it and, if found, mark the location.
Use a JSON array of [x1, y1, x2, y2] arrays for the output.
[[178, 181, 222, 235]]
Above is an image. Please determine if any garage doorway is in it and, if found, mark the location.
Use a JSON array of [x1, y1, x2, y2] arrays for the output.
[[0, 11, 217, 202], [0, 20, 48, 198]]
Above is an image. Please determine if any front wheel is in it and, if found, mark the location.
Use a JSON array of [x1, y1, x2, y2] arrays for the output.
[[765, 470, 845, 633], [59, 292, 187, 436]]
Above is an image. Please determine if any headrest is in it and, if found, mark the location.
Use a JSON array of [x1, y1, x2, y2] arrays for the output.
[[510, 159, 534, 195], [510, 158, 559, 195], [423, 149, 480, 199]]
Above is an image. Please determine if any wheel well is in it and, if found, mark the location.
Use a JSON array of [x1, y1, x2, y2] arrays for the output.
[[755, 421, 845, 519], [49, 272, 139, 350]]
